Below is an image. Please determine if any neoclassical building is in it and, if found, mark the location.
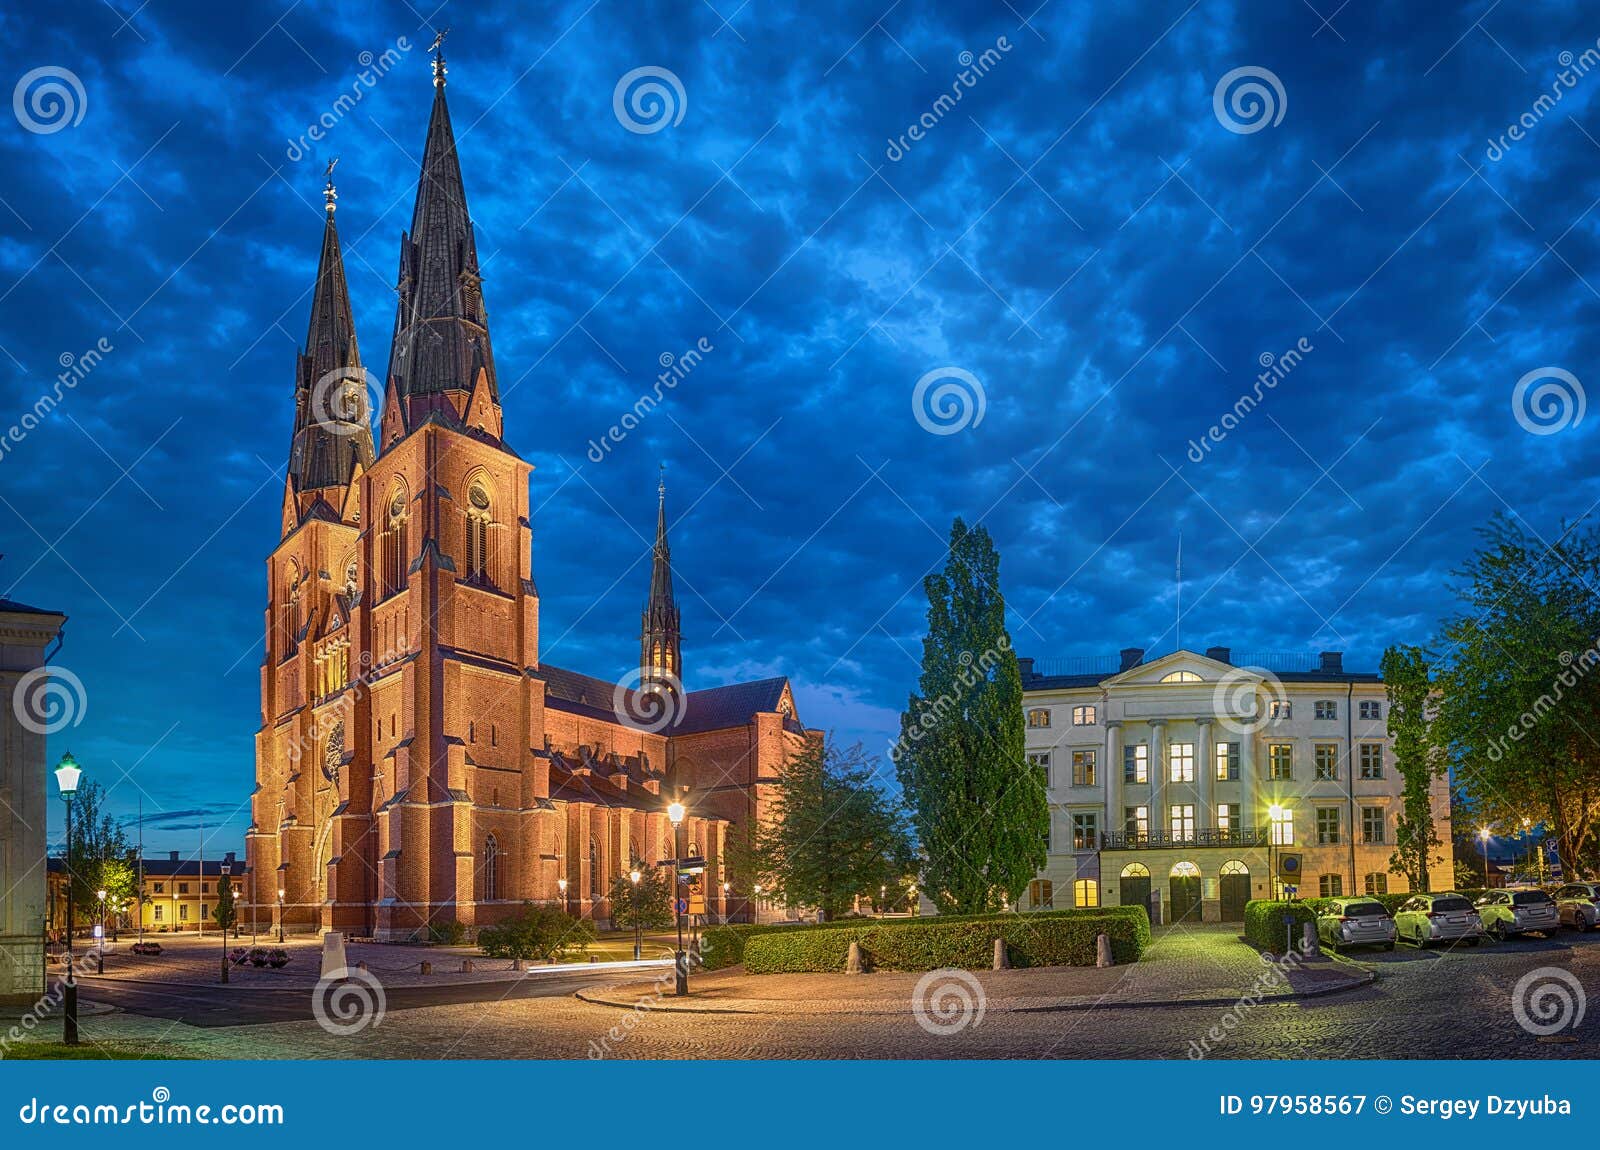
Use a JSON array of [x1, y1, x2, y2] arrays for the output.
[[248, 48, 812, 940], [1019, 647, 1454, 922]]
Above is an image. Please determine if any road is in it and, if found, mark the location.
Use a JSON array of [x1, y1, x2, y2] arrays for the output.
[[62, 930, 1600, 1059]]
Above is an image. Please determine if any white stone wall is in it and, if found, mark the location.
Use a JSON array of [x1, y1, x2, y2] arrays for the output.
[[0, 607, 66, 1004]]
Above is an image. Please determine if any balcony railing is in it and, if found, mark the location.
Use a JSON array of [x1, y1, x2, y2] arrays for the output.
[[1099, 827, 1270, 850]]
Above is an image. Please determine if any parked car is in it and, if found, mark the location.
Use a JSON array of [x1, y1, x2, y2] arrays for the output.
[[1316, 898, 1397, 952], [1394, 893, 1482, 947], [1553, 882, 1600, 932], [1475, 889, 1560, 940]]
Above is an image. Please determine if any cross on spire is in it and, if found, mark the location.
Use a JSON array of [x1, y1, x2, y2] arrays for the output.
[[430, 27, 450, 87], [323, 156, 339, 213]]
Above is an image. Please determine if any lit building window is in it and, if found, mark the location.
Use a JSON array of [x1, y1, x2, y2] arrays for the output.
[[1160, 670, 1202, 683], [1269, 743, 1294, 780], [1071, 705, 1097, 725], [1270, 807, 1295, 845], [1169, 743, 1195, 783], [1071, 749, 1096, 787], [1269, 700, 1292, 720], [1362, 806, 1385, 844], [1072, 811, 1098, 851], [1314, 743, 1339, 780], [1026, 708, 1051, 729], [1123, 806, 1149, 838], [1215, 741, 1239, 780], [1123, 744, 1148, 783], [1359, 743, 1384, 779], [1168, 804, 1196, 841], [1028, 879, 1054, 909], [1316, 808, 1341, 845], [1359, 700, 1382, 721], [1074, 879, 1100, 908], [1315, 700, 1338, 720]]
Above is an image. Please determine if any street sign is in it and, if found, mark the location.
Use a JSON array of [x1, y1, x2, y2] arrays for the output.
[[675, 898, 689, 915]]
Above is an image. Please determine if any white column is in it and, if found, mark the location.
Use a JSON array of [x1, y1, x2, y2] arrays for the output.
[[1148, 719, 1167, 841], [1105, 721, 1124, 844], [1197, 717, 1215, 837]]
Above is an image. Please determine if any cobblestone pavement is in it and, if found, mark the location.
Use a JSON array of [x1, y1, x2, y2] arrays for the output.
[[13, 928, 1595, 1060], [581, 925, 1370, 1012]]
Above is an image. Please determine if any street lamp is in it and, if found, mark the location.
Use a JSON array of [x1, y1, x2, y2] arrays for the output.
[[722, 881, 730, 926], [909, 884, 918, 916], [1479, 827, 1491, 888], [557, 876, 568, 907], [629, 869, 642, 961], [667, 800, 688, 996], [276, 888, 286, 944], [53, 752, 82, 1046], [752, 883, 762, 926], [95, 889, 106, 973]]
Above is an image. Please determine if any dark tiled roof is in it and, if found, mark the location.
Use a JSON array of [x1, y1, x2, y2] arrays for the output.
[[48, 856, 247, 878], [547, 756, 660, 813], [0, 597, 63, 617], [674, 677, 791, 735]]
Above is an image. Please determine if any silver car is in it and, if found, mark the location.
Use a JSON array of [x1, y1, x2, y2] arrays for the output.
[[1394, 893, 1482, 948], [1554, 883, 1600, 931], [1316, 898, 1397, 952], [1475, 889, 1560, 940]]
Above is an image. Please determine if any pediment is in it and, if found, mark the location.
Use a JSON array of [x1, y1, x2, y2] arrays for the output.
[[1104, 649, 1251, 687]]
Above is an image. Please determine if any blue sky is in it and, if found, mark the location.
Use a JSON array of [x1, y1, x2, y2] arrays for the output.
[[3, 0, 1598, 852]]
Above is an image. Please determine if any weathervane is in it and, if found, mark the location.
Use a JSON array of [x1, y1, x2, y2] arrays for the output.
[[431, 27, 450, 87], [323, 156, 339, 213], [658, 462, 666, 501]]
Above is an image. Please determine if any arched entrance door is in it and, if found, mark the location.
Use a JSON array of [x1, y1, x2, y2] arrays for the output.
[[1169, 861, 1202, 923], [1219, 860, 1250, 922], [1120, 863, 1152, 918]]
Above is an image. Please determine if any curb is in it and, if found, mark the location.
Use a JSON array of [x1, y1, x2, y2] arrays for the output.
[[571, 969, 1377, 1016], [74, 958, 669, 991]]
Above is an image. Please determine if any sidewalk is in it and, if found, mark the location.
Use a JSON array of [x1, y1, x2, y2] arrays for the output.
[[574, 924, 1375, 1014], [68, 934, 673, 989]]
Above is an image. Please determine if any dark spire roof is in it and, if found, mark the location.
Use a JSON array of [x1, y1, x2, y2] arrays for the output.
[[289, 169, 375, 497], [641, 468, 682, 687], [385, 53, 498, 426]]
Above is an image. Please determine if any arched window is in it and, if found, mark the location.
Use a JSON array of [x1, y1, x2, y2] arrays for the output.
[[383, 485, 409, 597], [1027, 878, 1053, 909], [1160, 670, 1202, 683], [1074, 879, 1099, 908], [1220, 860, 1249, 876], [465, 480, 491, 582], [1170, 861, 1201, 878], [484, 834, 499, 901], [284, 561, 303, 652], [627, 838, 639, 866], [589, 837, 602, 901], [1120, 862, 1150, 879], [342, 554, 358, 597]]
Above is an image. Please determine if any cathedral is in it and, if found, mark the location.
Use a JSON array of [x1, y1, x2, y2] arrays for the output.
[[247, 47, 812, 941]]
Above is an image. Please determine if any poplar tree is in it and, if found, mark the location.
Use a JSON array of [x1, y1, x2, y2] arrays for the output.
[[1383, 644, 1440, 891], [896, 518, 1041, 913]]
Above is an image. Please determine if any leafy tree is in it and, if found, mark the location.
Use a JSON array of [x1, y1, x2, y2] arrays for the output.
[[214, 875, 237, 983], [477, 904, 596, 962], [1431, 515, 1600, 878], [895, 518, 1040, 913], [98, 857, 137, 940], [1383, 644, 1442, 891], [64, 780, 130, 910], [752, 738, 916, 921], [607, 865, 673, 931]]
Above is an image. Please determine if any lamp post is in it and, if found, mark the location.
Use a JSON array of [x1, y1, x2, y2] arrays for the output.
[[95, 889, 107, 973], [909, 884, 918, 916], [276, 888, 285, 944], [752, 882, 762, 926], [1479, 828, 1491, 888], [54, 752, 82, 1046], [557, 876, 568, 908], [721, 881, 730, 926], [629, 869, 642, 960], [880, 884, 887, 915], [667, 800, 688, 995]]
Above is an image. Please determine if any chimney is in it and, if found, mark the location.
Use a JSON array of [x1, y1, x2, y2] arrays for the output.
[[225, 851, 236, 865], [169, 851, 179, 862], [1205, 646, 1232, 665], [1017, 657, 1035, 680], [1319, 651, 1344, 674], [1119, 647, 1145, 672]]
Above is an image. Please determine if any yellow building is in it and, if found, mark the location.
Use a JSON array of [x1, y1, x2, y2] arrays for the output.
[[47, 851, 253, 938]]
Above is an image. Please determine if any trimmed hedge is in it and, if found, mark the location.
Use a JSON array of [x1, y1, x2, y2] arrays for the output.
[[702, 905, 1153, 972], [1243, 900, 1320, 953], [741, 911, 1146, 973]]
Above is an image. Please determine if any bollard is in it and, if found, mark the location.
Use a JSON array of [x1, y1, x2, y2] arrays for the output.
[[420, 960, 433, 975], [846, 940, 864, 974], [512, 958, 523, 972], [461, 959, 474, 973], [1302, 921, 1318, 956], [1096, 932, 1113, 968], [992, 938, 1010, 970]]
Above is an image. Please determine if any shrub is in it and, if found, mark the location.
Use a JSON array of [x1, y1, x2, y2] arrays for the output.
[[228, 947, 249, 965], [742, 912, 1146, 974], [267, 948, 290, 968], [131, 942, 163, 956], [427, 921, 467, 946], [248, 947, 269, 967], [478, 903, 596, 962], [1244, 900, 1320, 953], [700, 905, 1151, 972]]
